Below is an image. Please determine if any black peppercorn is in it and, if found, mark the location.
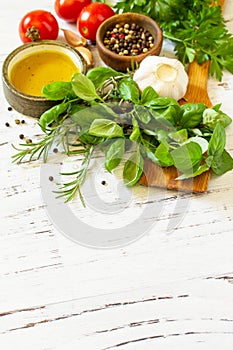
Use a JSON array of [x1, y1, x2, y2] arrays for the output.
[[103, 22, 155, 56]]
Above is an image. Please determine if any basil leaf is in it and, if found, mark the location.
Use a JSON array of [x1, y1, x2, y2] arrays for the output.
[[210, 150, 233, 175], [180, 103, 206, 128], [71, 104, 115, 128], [72, 73, 100, 101], [149, 97, 179, 110], [171, 142, 203, 174], [86, 66, 121, 88], [208, 122, 225, 158], [184, 136, 208, 154], [134, 105, 151, 124], [68, 104, 86, 115], [177, 163, 210, 179], [89, 119, 124, 138], [78, 130, 104, 145], [169, 129, 188, 143], [161, 105, 181, 126], [42, 81, 72, 101], [140, 86, 158, 107], [129, 115, 140, 141], [145, 149, 160, 164], [119, 77, 140, 103], [206, 123, 233, 175], [150, 110, 175, 132], [39, 102, 69, 131], [203, 107, 232, 130], [105, 138, 125, 173], [155, 143, 174, 167], [123, 146, 144, 186]]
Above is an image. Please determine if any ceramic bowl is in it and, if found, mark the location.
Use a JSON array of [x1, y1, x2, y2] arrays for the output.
[[2, 40, 86, 118], [96, 12, 163, 72]]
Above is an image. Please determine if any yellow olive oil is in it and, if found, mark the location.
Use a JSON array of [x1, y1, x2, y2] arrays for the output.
[[10, 50, 80, 96]]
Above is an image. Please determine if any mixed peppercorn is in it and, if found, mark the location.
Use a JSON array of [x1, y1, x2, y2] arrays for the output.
[[103, 23, 154, 56]]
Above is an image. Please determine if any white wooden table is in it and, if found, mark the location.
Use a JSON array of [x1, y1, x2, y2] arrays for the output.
[[1, 1, 233, 349]]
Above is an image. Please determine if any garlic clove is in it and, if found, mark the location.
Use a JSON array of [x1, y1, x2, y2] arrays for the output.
[[75, 46, 94, 68], [60, 28, 87, 47]]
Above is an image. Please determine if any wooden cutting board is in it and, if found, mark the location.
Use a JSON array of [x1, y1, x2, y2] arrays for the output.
[[139, 0, 225, 193]]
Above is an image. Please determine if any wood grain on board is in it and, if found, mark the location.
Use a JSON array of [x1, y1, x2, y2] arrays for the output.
[[139, 0, 225, 193]]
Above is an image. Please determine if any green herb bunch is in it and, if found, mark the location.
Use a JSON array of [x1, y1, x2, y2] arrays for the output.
[[13, 67, 233, 203], [114, 0, 233, 80]]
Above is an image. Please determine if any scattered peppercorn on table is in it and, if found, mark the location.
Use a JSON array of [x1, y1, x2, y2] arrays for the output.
[[1, 1, 233, 349]]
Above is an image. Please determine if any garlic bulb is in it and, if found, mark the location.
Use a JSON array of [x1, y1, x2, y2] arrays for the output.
[[133, 56, 189, 100]]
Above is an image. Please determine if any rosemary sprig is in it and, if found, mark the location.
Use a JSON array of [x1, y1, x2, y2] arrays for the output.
[[54, 145, 94, 205], [12, 121, 77, 164]]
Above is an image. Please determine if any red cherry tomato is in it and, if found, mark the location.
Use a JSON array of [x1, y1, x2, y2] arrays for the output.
[[19, 10, 59, 43], [77, 2, 115, 42], [54, 0, 91, 23]]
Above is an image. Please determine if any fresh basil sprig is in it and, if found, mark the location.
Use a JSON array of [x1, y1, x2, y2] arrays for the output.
[[12, 66, 233, 204]]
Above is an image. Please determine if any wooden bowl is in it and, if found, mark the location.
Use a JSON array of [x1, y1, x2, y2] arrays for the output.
[[2, 40, 86, 118], [96, 12, 163, 72]]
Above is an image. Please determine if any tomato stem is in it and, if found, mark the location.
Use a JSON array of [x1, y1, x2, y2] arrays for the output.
[[26, 26, 41, 41]]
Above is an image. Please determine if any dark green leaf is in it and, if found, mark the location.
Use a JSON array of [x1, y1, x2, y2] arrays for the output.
[[140, 86, 158, 107], [161, 105, 181, 126], [68, 104, 86, 115], [210, 150, 233, 175], [180, 103, 206, 128]]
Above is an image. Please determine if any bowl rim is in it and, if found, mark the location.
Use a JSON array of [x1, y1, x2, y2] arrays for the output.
[[2, 40, 86, 102], [96, 12, 163, 62]]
